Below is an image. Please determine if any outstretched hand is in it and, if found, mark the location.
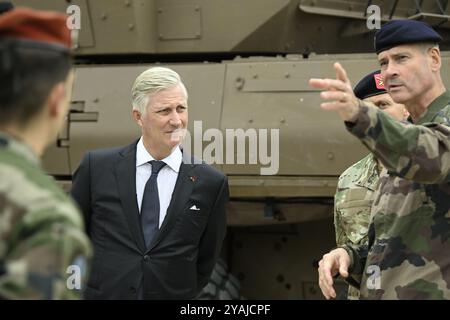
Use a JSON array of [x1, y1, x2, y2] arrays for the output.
[[309, 62, 361, 122]]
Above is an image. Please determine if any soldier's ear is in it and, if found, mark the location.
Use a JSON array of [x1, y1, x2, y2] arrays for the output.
[[428, 47, 441, 72], [46, 82, 66, 118]]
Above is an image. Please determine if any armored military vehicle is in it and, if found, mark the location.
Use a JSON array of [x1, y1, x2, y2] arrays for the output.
[[13, 0, 450, 299]]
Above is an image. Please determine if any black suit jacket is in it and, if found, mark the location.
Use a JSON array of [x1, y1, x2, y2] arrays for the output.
[[71, 141, 228, 299]]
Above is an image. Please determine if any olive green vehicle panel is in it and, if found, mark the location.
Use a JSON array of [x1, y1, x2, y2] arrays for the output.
[[15, 0, 450, 55]]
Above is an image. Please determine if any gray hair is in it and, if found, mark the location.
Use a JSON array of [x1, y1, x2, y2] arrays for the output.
[[417, 42, 440, 53], [131, 67, 188, 114]]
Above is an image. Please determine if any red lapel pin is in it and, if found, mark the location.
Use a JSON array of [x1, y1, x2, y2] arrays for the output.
[[189, 176, 197, 182]]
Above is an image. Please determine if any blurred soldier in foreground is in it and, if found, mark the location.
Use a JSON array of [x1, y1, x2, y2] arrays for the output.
[[0, 7, 91, 299], [334, 70, 408, 300], [312, 19, 450, 299]]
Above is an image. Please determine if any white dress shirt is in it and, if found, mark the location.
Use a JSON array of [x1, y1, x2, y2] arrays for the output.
[[136, 137, 182, 227]]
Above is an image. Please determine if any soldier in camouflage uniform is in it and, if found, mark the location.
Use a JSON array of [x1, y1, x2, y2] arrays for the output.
[[312, 19, 450, 299], [334, 70, 408, 299], [0, 8, 91, 299]]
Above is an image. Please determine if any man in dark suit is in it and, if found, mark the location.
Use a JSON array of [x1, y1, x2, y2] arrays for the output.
[[71, 67, 228, 299]]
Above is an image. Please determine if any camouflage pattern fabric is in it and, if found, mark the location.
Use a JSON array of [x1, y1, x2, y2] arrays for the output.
[[334, 153, 379, 299], [0, 133, 91, 299], [341, 90, 450, 299]]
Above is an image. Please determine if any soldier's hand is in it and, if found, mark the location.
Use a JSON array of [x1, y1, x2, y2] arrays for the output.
[[309, 62, 360, 122], [317, 248, 350, 300]]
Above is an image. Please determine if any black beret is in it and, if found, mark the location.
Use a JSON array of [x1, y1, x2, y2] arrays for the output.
[[374, 19, 442, 54], [353, 70, 386, 100]]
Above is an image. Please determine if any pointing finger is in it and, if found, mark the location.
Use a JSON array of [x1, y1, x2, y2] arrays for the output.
[[310, 78, 348, 91], [309, 78, 328, 90], [334, 62, 351, 86]]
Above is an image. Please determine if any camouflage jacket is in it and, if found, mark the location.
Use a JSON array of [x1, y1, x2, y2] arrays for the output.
[[334, 153, 380, 299], [342, 90, 450, 299], [0, 133, 91, 299]]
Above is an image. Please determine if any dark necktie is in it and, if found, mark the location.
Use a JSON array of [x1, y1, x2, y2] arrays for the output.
[[140, 160, 166, 248]]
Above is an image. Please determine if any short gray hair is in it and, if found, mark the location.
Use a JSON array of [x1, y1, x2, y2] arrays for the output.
[[417, 42, 440, 53], [131, 67, 188, 114]]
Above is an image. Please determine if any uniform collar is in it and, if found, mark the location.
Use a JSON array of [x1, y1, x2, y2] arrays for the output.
[[414, 90, 450, 125], [0, 131, 40, 166]]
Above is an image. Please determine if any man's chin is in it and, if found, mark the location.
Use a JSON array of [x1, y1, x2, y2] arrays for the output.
[[167, 140, 182, 149], [390, 92, 407, 104]]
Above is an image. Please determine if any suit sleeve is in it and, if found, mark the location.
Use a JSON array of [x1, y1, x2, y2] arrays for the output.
[[71, 152, 93, 235], [347, 103, 450, 184], [196, 175, 229, 291]]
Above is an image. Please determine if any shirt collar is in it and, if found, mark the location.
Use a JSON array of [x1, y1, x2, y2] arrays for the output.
[[415, 90, 450, 125], [0, 132, 40, 166], [136, 137, 182, 173]]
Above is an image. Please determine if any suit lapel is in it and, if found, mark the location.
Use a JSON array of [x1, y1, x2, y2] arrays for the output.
[[147, 158, 196, 252], [114, 141, 147, 253]]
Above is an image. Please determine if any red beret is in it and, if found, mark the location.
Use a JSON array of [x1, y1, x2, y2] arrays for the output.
[[0, 7, 71, 49]]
